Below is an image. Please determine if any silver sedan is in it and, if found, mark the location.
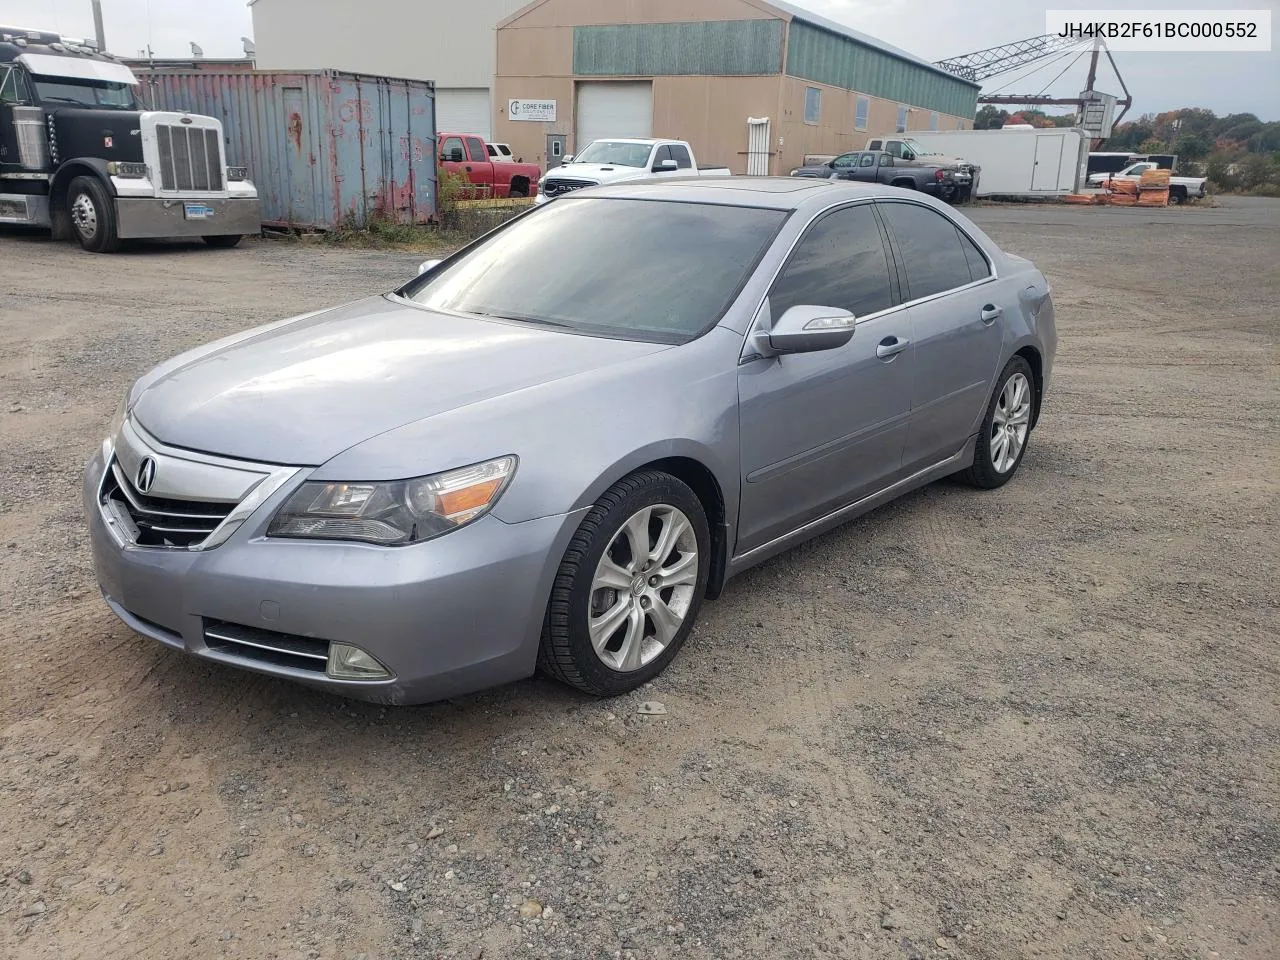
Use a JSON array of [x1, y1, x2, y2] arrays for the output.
[[84, 179, 1056, 704]]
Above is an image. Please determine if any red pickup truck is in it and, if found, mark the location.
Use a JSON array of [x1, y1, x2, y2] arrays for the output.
[[438, 133, 540, 199]]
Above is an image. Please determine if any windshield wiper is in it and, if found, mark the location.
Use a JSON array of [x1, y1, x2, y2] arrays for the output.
[[40, 96, 89, 104]]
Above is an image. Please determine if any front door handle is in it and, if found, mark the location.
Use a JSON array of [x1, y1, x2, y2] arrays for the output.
[[980, 304, 1004, 324], [876, 336, 910, 360]]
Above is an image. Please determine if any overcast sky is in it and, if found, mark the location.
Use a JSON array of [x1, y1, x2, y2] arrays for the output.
[[2, 0, 1276, 120]]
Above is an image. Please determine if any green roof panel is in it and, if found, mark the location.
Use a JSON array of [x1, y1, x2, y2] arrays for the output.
[[574, 20, 784, 77], [785, 20, 978, 118]]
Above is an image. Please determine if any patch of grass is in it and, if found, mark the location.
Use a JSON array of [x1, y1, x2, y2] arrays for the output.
[[321, 170, 535, 252]]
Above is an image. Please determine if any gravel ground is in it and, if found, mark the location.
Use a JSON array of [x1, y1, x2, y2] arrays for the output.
[[1, 199, 1277, 960]]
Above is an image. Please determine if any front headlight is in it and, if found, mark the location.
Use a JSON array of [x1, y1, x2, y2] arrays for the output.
[[267, 456, 517, 546], [107, 161, 148, 179]]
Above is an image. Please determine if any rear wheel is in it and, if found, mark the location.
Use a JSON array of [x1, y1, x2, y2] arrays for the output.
[[509, 178, 530, 198], [891, 178, 915, 190], [959, 356, 1037, 489], [67, 176, 121, 253], [538, 471, 710, 697], [1168, 186, 1187, 205], [203, 235, 243, 248]]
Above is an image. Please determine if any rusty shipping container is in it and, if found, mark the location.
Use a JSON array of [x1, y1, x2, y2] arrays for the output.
[[135, 69, 437, 230]]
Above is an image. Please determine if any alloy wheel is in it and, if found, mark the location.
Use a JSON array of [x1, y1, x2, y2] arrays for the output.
[[588, 504, 699, 672], [990, 372, 1032, 473]]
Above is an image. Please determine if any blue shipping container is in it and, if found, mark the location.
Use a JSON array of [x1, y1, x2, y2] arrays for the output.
[[137, 69, 437, 230]]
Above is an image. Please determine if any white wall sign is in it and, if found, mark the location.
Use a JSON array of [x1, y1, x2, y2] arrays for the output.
[[509, 99, 557, 122]]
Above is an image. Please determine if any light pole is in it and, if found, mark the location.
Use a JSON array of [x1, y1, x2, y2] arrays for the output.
[[91, 0, 106, 51]]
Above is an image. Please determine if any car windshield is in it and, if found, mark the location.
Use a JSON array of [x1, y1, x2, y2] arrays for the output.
[[33, 76, 136, 109], [573, 141, 653, 167], [403, 198, 788, 342]]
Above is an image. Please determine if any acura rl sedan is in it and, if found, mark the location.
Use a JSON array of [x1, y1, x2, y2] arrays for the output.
[[84, 179, 1056, 705]]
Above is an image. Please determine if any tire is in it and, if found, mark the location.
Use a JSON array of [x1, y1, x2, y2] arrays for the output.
[[67, 176, 121, 253], [1168, 187, 1186, 205], [891, 179, 915, 190], [509, 182, 529, 199], [958, 355, 1037, 490], [538, 471, 711, 697], [203, 235, 243, 248]]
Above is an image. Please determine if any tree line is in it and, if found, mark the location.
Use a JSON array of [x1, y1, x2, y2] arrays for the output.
[[974, 106, 1280, 194]]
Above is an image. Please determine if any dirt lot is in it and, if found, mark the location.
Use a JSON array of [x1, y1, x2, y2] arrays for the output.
[[1, 198, 1277, 960]]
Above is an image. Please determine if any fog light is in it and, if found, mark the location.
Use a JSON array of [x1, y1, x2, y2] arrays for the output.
[[326, 643, 392, 680]]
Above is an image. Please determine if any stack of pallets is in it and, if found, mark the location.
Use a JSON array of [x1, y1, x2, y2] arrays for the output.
[[1136, 168, 1172, 206]]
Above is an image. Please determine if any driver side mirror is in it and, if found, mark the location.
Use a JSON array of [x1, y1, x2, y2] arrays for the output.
[[417, 258, 442, 276], [758, 305, 856, 356], [653, 158, 679, 172]]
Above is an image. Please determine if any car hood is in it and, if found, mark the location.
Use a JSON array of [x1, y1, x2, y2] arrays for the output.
[[548, 163, 646, 183], [131, 295, 667, 466]]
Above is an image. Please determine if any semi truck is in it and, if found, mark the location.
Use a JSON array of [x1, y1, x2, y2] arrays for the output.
[[0, 25, 259, 252]]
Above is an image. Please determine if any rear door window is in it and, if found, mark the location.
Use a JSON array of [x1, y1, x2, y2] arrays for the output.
[[878, 202, 976, 300], [956, 228, 992, 281], [669, 143, 693, 169], [466, 137, 488, 163]]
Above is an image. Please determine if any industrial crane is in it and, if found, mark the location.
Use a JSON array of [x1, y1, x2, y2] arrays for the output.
[[934, 35, 1133, 146]]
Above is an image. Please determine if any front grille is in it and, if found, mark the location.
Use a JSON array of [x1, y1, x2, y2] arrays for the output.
[[204, 621, 329, 674], [155, 123, 224, 192], [102, 458, 234, 548], [543, 177, 597, 197]]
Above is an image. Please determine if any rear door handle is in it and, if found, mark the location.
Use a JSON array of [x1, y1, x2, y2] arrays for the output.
[[876, 336, 910, 360], [980, 304, 1003, 324]]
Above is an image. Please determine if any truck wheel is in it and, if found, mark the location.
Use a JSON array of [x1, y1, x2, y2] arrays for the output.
[[1168, 186, 1187, 205], [68, 176, 121, 253], [203, 235, 243, 248], [509, 178, 530, 198]]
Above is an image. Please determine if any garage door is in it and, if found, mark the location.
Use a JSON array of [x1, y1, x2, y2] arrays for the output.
[[575, 81, 652, 152], [436, 88, 491, 141]]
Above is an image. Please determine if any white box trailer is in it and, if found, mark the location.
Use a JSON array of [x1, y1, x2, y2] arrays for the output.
[[907, 128, 1089, 198]]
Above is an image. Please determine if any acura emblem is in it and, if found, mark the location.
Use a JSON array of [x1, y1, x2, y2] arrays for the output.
[[136, 457, 157, 493]]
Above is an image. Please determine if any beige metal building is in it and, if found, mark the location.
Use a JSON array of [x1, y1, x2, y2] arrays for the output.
[[494, 0, 980, 174]]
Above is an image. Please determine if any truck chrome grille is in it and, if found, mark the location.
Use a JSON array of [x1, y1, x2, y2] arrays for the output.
[[204, 621, 329, 674], [155, 123, 223, 192], [102, 458, 234, 549], [543, 178, 597, 197]]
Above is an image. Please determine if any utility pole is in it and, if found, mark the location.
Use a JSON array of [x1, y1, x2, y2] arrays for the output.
[[91, 0, 106, 51]]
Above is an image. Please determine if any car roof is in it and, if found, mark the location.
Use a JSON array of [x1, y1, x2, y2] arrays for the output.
[[570, 177, 893, 211]]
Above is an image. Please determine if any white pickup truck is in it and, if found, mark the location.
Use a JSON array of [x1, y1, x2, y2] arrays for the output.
[[1086, 160, 1208, 203], [537, 138, 730, 203]]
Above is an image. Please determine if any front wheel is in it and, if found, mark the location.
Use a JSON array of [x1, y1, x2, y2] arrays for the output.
[[538, 471, 711, 697], [203, 235, 243, 248], [959, 356, 1037, 489], [67, 176, 121, 253]]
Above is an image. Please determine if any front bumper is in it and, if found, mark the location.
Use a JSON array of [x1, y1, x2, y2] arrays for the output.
[[116, 197, 262, 240], [83, 444, 585, 705]]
